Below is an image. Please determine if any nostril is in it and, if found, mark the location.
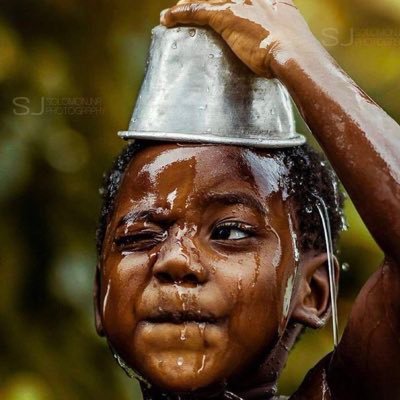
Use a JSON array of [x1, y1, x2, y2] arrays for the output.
[[155, 272, 174, 284], [155, 271, 201, 286]]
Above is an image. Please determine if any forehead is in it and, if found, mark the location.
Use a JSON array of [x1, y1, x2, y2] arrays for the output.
[[119, 143, 287, 205]]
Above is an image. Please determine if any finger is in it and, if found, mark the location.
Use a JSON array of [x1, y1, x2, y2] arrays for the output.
[[161, 3, 210, 27], [274, 0, 297, 9], [177, 0, 228, 4], [160, 2, 230, 28]]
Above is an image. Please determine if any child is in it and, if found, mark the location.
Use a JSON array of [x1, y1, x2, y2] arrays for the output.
[[94, 1, 400, 399]]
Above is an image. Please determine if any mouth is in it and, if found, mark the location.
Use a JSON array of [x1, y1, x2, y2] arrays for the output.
[[144, 310, 223, 325]]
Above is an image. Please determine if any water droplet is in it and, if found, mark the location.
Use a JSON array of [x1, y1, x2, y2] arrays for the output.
[[198, 322, 206, 338], [180, 325, 187, 341], [283, 274, 294, 318], [288, 214, 300, 263], [111, 346, 151, 388], [252, 254, 260, 288], [102, 279, 111, 317], [189, 28, 196, 37], [208, 54, 214, 58], [175, 283, 187, 311], [305, 206, 313, 214], [177, 357, 184, 366], [270, 227, 282, 269], [342, 262, 350, 272], [341, 215, 349, 231], [172, 41, 177, 49], [197, 354, 206, 374]]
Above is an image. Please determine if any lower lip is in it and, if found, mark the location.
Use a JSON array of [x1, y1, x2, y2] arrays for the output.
[[141, 320, 222, 330], [136, 321, 226, 348]]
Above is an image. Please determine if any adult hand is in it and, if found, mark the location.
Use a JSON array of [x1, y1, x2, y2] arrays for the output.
[[160, 0, 320, 78]]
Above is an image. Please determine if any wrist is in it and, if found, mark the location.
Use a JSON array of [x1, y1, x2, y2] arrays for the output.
[[269, 36, 329, 81]]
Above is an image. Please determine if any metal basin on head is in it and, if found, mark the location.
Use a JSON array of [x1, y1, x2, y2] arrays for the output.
[[118, 25, 306, 148]]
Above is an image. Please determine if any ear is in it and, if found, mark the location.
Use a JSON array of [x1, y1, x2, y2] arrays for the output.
[[291, 253, 339, 329], [93, 264, 105, 337]]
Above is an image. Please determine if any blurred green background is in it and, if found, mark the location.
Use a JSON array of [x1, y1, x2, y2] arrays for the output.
[[0, 0, 399, 398]]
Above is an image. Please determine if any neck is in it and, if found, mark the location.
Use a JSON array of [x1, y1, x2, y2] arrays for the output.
[[141, 323, 302, 400], [229, 322, 303, 399], [141, 382, 227, 400]]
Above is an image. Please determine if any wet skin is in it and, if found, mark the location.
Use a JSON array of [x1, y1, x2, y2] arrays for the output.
[[161, 0, 400, 399], [98, 144, 311, 392]]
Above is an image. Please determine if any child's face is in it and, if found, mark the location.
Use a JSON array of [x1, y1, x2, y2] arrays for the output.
[[98, 144, 299, 391]]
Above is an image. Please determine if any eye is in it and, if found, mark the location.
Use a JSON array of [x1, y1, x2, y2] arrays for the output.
[[114, 230, 167, 252], [211, 222, 254, 241]]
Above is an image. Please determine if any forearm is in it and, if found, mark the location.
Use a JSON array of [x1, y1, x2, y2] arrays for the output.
[[273, 48, 400, 262]]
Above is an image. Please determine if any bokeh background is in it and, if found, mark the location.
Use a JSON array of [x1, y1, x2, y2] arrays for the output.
[[0, 0, 399, 398]]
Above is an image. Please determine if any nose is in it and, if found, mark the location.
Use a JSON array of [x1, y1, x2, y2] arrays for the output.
[[152, 235, 208, 287]]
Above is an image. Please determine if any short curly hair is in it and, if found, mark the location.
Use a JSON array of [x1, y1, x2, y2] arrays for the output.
[[96, 141, 345, 257]]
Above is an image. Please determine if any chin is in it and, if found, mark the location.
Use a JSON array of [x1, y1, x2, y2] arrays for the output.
[[138, 352, 225, 392]]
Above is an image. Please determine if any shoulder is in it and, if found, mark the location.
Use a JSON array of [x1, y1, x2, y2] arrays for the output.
[[288, 353, 333, 400]]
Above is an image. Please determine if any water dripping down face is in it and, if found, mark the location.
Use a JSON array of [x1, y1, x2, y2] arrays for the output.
[[98, 144, 299, 392]]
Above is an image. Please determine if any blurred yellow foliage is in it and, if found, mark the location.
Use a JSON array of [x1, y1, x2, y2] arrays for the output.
[[0, 0, 397, 398]]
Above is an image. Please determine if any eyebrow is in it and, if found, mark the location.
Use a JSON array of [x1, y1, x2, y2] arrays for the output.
[[202, 191, 267, 216], [116, 209, 163, 228], [116, 192, 267, 228]]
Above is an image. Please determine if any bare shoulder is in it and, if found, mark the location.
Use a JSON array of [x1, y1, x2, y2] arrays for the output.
[[289, 258, 400, 399], [288, 354, 332, 400], [327, 257, 400, 399]]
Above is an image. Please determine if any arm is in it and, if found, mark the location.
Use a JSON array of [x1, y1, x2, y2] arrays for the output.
[[270, 30, 400, 400], [161, 0, 400, 260], [273, 45, 400, 263], [161, 1, 400, 397]]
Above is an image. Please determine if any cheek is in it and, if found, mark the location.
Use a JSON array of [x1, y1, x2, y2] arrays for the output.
[[211, 246, 280, 351], [101, 252, 151, 340]]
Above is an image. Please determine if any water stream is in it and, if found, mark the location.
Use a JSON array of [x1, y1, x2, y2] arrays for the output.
[[313, 195, 339, 347], [109, 343, 152, 388]]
